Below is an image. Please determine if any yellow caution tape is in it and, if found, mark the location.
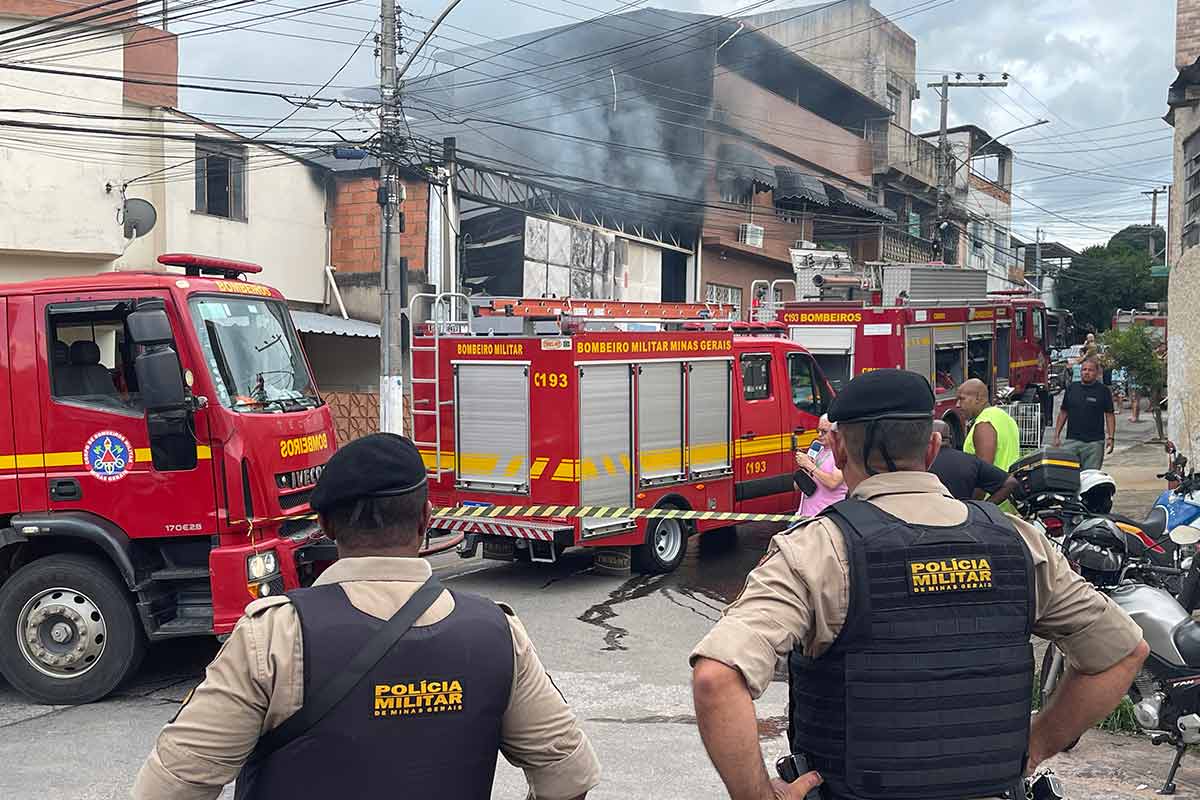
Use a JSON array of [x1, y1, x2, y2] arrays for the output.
[[235, 505, 801, 529], [433, 505, 799, 523]]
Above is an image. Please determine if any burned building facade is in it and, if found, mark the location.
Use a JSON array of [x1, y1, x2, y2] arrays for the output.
[[408, 5, 958, 317]]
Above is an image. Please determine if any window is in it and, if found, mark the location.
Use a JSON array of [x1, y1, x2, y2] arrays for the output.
[[886, 85, 901, 117], [740, 354, 771, 401], [813, 354, 851, 392], [706, 283, 743, 317], [968, 337, 992, 384], [720, 183, 752, 206], [1186, 132, 1200, 251], [1033, 309, 1045, 345], [994, 227, 1009, 267], [195, 140, 246, 220], [972, 221, 984, 252], [189, 296, 319, 412], [49, 301, 144, 413], [934, 346, 965, 395], [776, 203, 804, 224], [787, 353, 827, 415], [1015, 308, 1028, 340]]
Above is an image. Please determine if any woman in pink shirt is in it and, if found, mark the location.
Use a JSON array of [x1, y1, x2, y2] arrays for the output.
[[795, 415, 847, 515]]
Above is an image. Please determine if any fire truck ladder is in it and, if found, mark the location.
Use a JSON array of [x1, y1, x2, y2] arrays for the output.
[[406, 292, 472, 479], [472, 297, 737, 332]]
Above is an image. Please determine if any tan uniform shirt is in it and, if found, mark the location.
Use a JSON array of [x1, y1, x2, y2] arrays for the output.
[[691, 471, 1145, 698], [134, 557, 600, 800]]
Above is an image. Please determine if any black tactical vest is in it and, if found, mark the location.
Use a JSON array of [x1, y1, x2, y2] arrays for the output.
[[234, 584, 514, 800], [789, 498, 1034, 800]]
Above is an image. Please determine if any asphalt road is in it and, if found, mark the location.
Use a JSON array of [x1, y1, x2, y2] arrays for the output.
[[0, 412, 1195, 800]]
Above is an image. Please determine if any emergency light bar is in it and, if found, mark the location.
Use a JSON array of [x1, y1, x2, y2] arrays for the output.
[[158, 253, 264, 278]]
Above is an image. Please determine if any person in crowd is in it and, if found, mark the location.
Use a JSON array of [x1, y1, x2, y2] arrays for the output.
[[690, 369, 1147, 800], [1054, 356, 1116, 470], [134, 434, 600, 800], [794, 414, 847, 516], [928, 419, 1020, 505], [955, 378, 1020, 473]]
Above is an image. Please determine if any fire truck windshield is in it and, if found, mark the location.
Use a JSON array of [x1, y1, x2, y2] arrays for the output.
[[188, 296, 318, 413]]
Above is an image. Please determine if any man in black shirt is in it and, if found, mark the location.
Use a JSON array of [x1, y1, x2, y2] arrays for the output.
[[1054, 357, 1116, 470], [929, 420, 1019, 503]]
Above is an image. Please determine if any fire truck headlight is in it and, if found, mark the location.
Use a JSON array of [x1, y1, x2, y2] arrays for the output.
[[247, 551, 278, 580]]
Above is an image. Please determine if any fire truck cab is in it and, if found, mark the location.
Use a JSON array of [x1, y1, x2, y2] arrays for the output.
[[0, 255, 337, 704], [414, 297, 833, 574]]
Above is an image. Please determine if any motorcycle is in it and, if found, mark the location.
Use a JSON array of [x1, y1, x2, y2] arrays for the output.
[[1040, 522, 1200, 795]]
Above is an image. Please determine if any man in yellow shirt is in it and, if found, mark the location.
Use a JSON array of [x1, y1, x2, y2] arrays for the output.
[[956, 378, 1020, 472]]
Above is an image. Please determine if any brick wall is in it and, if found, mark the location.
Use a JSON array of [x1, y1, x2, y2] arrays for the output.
[[329, 174, 428, 276], [1180, 0, 1200, 69], [331, 175, 382, 274]]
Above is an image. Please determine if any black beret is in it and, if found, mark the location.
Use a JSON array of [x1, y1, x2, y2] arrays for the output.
[[310, 433, 427, 514], [827, 369, 934, 424]]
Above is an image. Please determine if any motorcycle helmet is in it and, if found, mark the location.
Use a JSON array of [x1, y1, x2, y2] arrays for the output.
[[1079, 469, 1116, 514], [1065, 517, 1126, 587]]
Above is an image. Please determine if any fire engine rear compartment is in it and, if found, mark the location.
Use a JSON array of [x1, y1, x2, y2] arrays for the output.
[[421, 331, 737, 565]]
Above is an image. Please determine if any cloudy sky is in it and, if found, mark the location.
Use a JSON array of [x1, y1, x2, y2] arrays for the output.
[[178, 0, 1178, 251]]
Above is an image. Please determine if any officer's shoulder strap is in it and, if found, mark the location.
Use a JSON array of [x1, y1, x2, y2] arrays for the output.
[[963, 499, 1015, 530], [496, 601, 516, 617], [821, 497, 894, 537], [244, 595, 292, 617]]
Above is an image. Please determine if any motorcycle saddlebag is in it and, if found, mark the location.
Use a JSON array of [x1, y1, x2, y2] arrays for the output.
[[1011, 448, 1082, 496]]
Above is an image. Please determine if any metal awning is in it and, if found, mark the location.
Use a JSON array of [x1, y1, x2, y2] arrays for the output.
[[716, 143, 776, 191], [822, 183, 897, 222], [290, 310, 380, 338], [774, 167, 829, 206]]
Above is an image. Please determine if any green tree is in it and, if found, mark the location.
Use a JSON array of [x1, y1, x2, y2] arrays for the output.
[[1053, 227, 1166, 332], [1101, 324, 1167, 439]]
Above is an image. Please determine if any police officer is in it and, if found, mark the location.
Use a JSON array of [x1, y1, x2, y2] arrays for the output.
[[691, 370, 1148, 800], [134, 433, 600, 800]]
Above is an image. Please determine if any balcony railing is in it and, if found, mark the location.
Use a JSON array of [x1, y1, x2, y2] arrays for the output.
[[882, 227, 936, 263]]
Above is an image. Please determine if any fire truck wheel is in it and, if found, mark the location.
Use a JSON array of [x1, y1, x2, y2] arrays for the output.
[[0, 554, 145, 705], [633, 512, 688, 574]]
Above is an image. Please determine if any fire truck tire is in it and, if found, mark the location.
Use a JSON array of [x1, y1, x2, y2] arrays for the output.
[[0, 554, 145, 705], [633, 511, 688, 574]]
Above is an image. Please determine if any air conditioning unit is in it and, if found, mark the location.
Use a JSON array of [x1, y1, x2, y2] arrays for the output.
[[737, 223, 764, 248], [792, 239, 817, 250]]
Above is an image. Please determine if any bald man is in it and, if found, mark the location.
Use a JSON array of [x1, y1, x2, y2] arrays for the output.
[[955, 378, 1021, 473], [929, 419, 1020, 504]]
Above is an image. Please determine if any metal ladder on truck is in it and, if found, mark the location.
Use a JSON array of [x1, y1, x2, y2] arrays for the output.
[[406, 292, 472, 479]]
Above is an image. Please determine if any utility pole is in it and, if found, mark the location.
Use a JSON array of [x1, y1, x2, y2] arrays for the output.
[[929, 73, 1008, 265], [1143, 185, 1169, 258], [1034, 226, 1042, 295], [378, 0, 406, 435]]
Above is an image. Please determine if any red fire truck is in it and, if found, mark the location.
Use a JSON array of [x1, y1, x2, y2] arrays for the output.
[[1113, 305, 1167, 339], [412, 296, 832, 574], [0, 254, 338, 704], [756, 262, 1053, 442]]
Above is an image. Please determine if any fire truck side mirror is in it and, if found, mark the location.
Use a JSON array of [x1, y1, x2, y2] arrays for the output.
[[136, 348, 189, 411], [127, 309, 174, 346]]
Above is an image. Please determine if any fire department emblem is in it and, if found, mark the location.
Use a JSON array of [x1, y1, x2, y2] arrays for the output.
[[84, 431, 134, 482]]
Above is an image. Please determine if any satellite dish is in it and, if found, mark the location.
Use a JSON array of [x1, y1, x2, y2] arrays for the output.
[[123, 198, 157, 239]]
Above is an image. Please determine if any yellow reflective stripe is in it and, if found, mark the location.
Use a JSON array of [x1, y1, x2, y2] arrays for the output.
[[502, 456, 524, 477], [530, 458, 549, 479], [1, 444, 213, 471], [1041, 459, 1081, 468]]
